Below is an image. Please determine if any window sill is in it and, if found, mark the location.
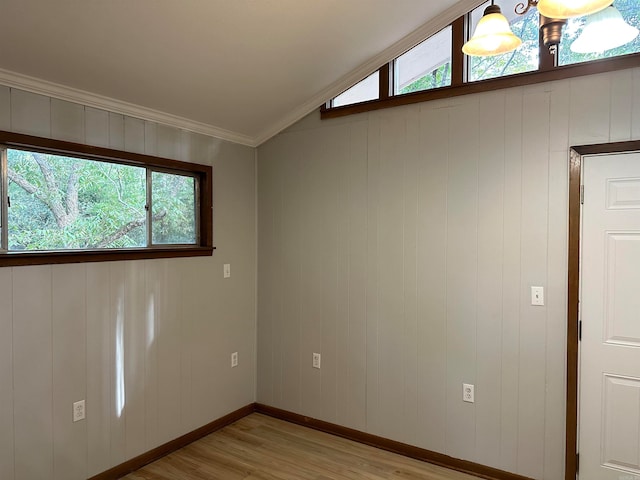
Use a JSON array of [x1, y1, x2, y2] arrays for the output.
[[0, 246, 215, 267]]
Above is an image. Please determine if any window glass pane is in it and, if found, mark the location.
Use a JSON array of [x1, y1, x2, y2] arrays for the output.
[[468, 0, 539, 82], [394, 26, 452, 95], [7, 149, 146, 250], [151, 171, 196, 245], [559, 0, 640, 66], [332, 71, 379, 107]]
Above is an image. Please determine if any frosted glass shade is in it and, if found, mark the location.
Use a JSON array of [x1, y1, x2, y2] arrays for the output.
[[571, 6, 639, 53], [462, 5, 522, 56], [537, 0, 613, 19]]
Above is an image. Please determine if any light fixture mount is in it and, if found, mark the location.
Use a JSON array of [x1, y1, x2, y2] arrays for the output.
[[515, 0, 539, 15]]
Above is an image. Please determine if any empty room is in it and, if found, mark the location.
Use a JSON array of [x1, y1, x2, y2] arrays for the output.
[[0, 1, 639, 480]]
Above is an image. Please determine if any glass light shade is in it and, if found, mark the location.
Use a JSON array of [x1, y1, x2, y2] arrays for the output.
[[570, 6, 639, 53], [462, 6, 523, 57], [537, 0, 613, 19]]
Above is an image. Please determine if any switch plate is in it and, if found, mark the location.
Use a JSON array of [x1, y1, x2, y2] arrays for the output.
[[223, 264, 231, 278], [463, 384, 474, 403], [312, 353, 321, 369], [531, 286, 544, 306], [73, 400, 86, 422], [231, 351, 238, 368]]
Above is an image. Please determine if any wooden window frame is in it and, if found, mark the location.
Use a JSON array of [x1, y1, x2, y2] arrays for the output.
[[0, 130, 213, 267], [321, 9, 640, 119]]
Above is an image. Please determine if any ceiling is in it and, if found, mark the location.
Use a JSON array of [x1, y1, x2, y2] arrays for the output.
[[0, 0, 480, 146]]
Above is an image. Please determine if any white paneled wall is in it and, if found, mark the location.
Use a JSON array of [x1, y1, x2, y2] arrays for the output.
[[0, 87, 257, 479], [257, 67, 640, 480]]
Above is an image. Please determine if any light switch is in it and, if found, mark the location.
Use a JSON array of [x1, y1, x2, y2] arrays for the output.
[[223, 264, 231, 278], [531, 286, 544, 306]]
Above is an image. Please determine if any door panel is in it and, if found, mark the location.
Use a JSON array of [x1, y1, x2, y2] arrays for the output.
[[580, 152, 640, 479]]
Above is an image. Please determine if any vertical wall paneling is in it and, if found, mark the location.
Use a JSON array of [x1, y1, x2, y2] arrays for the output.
[[258, 67, 640, 480], [13, 266, 54, 480], [124, 117, 145, 154], [108, 113, 125, 150], [568, 74, 611, 145], [279, 133, 303, 415], [108, 263, 126, 466], [365, 112, 381, 435], [632, 69, 640, 139], [475, 92, 505, 468], [179, 261, 195, 432], [516, 91, 551, 479], [445, 99, 479, 462], [156, 124, 182, 161], [86, 263, 112, 477], [10, 89, 51, 138], [416, 103, 449, 454], [52, 264, 87, 480], [156, 259, 183, 444], [376, 111, 407, 440], [0, 86, 10, 131], [340, 120, 368, 432], [85, 108, 110, 148], [543, 150, 569, 479], [143, 261, 160, 451], [609, 70, 634, 143], [123, 261, 147, 458], [51, 99, 85, 143], [0, 268, 14, 480], [144, 121, 157, 156]]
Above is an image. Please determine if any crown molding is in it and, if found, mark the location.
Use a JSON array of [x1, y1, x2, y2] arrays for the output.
[[254, 0, 481, 146], [0, 68, 256, 147]]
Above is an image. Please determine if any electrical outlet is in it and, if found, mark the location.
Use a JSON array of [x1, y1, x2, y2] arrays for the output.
[[231, 351, 238, 368], [312, 352, 321, 369], [73, 400, 86, 422], [463, 384, 474, 403]]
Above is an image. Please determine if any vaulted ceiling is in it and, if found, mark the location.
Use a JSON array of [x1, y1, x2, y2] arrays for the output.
[[0, 0, 480, 146]]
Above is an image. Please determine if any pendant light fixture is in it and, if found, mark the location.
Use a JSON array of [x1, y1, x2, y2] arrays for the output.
[[570, 5, 639, 53], [462, 1, 523, 56], [536, 0, 613, 19]]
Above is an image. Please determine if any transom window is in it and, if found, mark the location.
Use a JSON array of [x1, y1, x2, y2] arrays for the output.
[[0, 131, 213, 266], [323, 0, 639, 117]]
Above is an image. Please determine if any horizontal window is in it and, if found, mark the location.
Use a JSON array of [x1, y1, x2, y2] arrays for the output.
[[331, 71, 380, 108], [323, 0, 640, 116], [0, 131, 212, 267]]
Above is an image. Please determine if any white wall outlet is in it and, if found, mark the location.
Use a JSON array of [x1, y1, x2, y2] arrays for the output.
[[312, 352, 321, 369], [531, 286, 544, 306], [223, 264, 231, 279], [73, 400, 86, 422], [463, 384, 475, 403], [231, 351, 238, 368]]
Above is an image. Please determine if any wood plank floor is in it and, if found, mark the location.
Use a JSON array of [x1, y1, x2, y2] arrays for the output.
[[122, 413, 483, 480]]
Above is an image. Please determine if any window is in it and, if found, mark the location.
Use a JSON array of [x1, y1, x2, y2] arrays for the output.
[[467, 0, 539, 82], [332, 71, 380, 107], [0, 131, 212, 266], [394, 26, 452, 94], [323, 0, 640, 117], [559, 0, 640, 66]]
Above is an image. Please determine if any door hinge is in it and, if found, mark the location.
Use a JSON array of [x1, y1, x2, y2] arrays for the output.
[[580, 185, 584, 204], [576, 452, 580, 473], [579, 320, 582, 341]]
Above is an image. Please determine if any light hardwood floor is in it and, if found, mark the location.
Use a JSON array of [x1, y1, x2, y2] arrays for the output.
[[122, 413, 483, 480]]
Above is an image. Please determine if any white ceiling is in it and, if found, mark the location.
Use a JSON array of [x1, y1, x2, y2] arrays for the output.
[[0, 0, 480, 146]]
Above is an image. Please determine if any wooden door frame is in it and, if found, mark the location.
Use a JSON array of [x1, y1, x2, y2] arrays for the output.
[[566, 140, 640, 480]]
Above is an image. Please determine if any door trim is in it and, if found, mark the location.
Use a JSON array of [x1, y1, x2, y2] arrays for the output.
[[566, 140, 640, 480]]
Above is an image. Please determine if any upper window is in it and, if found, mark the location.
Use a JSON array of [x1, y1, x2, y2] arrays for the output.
[[332, 71, 380, 107], [467, 0, 540, 82], [323, 0, 640, 114], [0, 131, 212, 266], [559, 0, 640, 65], [394, 26, 453, 94]]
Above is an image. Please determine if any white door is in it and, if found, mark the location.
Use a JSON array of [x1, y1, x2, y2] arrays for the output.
[[580, 152, 640, 479]]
